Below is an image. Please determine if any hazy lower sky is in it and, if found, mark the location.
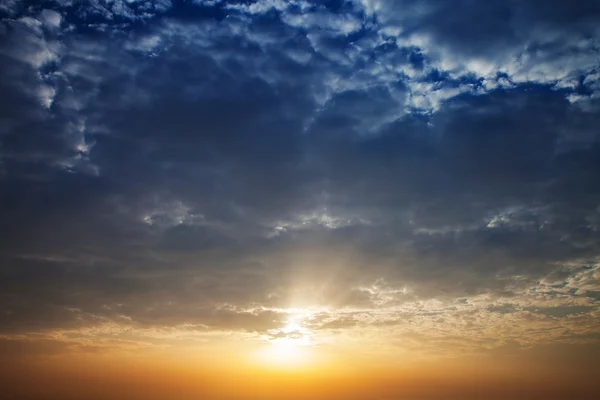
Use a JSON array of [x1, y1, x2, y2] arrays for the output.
[[1, 1, 600, 399]]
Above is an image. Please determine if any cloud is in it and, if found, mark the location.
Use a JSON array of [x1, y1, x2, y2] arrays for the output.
[[0, 0, 599, 362]]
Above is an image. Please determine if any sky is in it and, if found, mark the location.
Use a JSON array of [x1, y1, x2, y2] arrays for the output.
[[1, 1, 600, 399]]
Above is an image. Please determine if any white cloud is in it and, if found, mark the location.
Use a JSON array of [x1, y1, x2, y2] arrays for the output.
[[40, 9, 62, 29], [282, 11, 362, 36]]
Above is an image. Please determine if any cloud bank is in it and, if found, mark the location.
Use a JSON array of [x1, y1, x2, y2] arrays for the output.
[[0, 0, 599, 365]]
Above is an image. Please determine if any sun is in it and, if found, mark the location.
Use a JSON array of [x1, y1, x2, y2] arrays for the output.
[[255, 313, 313, 367]]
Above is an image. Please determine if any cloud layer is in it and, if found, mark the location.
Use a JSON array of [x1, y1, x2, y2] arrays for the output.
[[1, 0, 599, 365]]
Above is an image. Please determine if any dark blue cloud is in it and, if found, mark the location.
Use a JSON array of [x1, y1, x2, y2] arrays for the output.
[[0, 0, 599, 351]]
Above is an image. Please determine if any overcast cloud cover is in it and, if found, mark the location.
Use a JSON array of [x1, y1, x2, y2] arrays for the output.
[[1, 0, 600, 365]]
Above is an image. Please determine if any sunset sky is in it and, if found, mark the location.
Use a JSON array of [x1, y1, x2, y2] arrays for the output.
[[1, 1, 600, 399]]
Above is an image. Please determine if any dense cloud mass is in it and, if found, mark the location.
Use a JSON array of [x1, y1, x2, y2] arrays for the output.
[[0, 0, 599, 362]]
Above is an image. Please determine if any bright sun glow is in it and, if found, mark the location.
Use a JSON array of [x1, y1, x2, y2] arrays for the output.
[[255, 312, 313, 367]]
